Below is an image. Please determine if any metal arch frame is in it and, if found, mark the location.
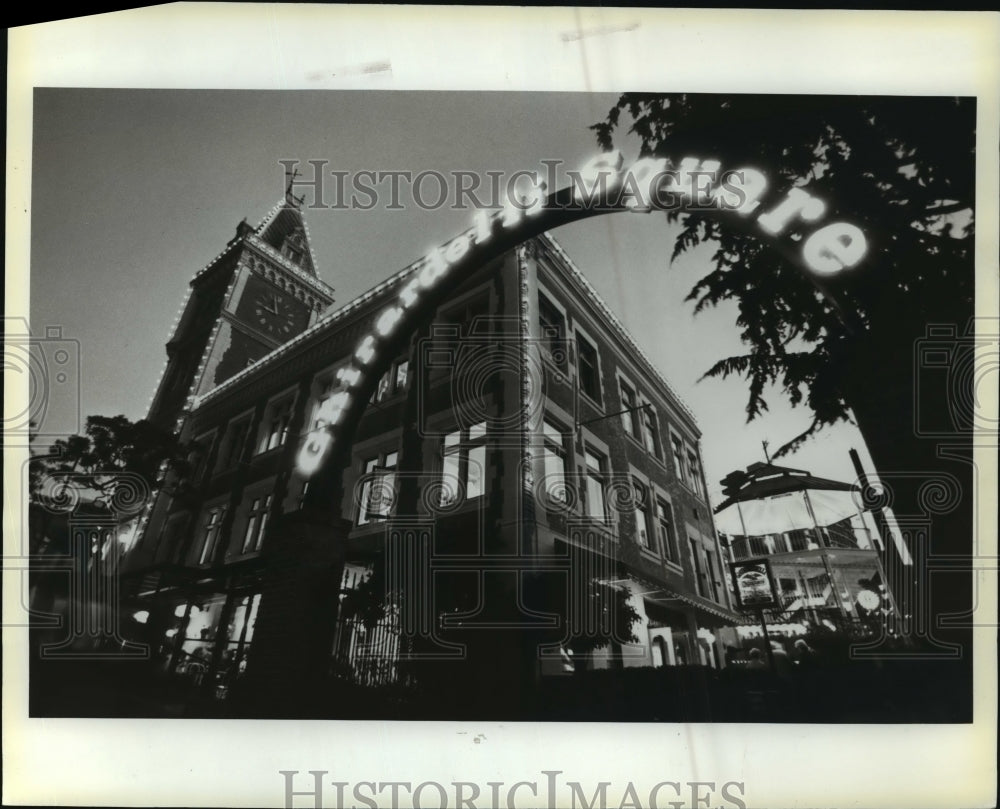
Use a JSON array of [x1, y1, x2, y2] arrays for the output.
[[295, 152, 869, 489]]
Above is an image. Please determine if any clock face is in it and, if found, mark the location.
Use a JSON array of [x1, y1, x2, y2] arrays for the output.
[[857, 589, 881, 611], [254, 290, 298, 337]]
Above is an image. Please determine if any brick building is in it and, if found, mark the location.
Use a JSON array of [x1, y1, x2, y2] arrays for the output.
[[120, 198, 740, 710]]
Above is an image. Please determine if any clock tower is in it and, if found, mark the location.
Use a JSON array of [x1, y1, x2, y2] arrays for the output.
[[148, 199, 336, 431]]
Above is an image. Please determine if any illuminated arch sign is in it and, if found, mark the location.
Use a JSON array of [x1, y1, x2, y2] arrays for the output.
[[296, 151, 869, 478]]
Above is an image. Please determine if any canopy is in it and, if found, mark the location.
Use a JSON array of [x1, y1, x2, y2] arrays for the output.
[[714, 463, 861, 536]]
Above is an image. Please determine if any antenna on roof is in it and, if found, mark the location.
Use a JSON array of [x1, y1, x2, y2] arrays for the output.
[[284, 167, 306, 207], [762, 440, 771, 464]]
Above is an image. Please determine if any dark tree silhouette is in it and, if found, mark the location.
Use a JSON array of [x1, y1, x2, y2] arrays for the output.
[[30, 414, 191, 508], [593, 94, 974, 458], [594, 94, 976, 664]]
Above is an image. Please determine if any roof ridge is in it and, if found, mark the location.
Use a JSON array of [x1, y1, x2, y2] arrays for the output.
[[193, 254, 425, 408], [253, 199, 321, 278]]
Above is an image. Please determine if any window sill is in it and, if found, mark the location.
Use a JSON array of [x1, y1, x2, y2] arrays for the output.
[[354, 517, 393, 531], [662, 558, 684, 574], [578, 390, 603, 411], [540, 350, 570, 377], [251, 446, 285, 461], [226, 549, 263, 562], [431, 496, 485, 516], [576, 516, 618, 538], [370, 391, 408, 407], [623, 432, 663, 464]]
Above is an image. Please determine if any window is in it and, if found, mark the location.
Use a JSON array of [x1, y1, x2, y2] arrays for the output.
[[358, 451, 398, 525], [198, 505, 227, 566], [241, 493, 273, 553], [687, 451, 705, 499], [431, 294, 490, 382], [256, 397, 293, 454], [440, 422, 487, 506], [373, 358, 410, 403], [375, 371, 392, 403], [187, 433, 215, 485], [394, 360, 409, 393], [538, 292, 566, 367], [541, 419, 569, 505], [689, 537, 709, 598], [584, 449, 608, 521], [641, 405, 661, 458], [788, 529, 811, 552], [656, 499, 678, 562], [632, 481, 652, 549], [619, 380, 640, 437], [672, 436, 687, 485], [308, 364, 349, 429], [441, 293, 490, 334], [282, 233, 306, 266], [576, 334, 600, 402], [220, 418, 251, 470], [282, 244, 303, 265], [706, 550, 724, 603], [731, 535, 750, 559]]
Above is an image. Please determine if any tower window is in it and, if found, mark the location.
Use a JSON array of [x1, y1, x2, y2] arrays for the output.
[[282, 244, 303, 265]]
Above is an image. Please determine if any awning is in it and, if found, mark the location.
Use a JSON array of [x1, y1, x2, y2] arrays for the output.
[[645, 588, 741, 624], [715, 463, 862, 535], [714, 488, 861, 536]]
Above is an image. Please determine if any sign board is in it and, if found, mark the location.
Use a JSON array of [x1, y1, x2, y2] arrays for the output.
[[295, 151, 871, 480], [730, 558, 781, 611]]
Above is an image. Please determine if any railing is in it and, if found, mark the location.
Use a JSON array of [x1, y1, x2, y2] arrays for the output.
[[331, 612, 406, 688]]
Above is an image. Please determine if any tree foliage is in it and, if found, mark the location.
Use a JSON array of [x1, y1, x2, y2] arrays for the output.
[[593, 94, 975, 456], [29, 414, 190, 508]]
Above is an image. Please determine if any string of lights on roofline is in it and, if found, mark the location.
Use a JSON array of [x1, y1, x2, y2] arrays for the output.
[[190, 224, 704, 432]]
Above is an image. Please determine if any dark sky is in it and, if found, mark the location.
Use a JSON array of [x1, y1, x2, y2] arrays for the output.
[[29, 88, 878, 501]]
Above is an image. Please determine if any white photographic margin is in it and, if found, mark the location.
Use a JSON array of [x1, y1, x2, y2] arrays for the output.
[[5, 6, 999, 809]]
